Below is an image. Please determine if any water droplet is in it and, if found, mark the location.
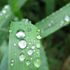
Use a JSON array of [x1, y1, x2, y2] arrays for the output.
[[48, 23, 52, 27], [27, 49, 33, 56], [26, 61, 30, 66], [4, 5, 9, 10], [34, 59, 41, 68], [37, 29, 40, 32], [36, 44, 40, 48], [9, 30, 12, 33], [11, 63, 14, 66], [64, 15, 70, 22], [2, 10, 6, 14], [16, 31, 25, 39], [37, 35, 42, 40], [19, 54, 25, 62], [14, 43, 16, 46], [32, 46, 35, 49], [11, 59, 14, 63], [10, 59, 14, 66], [18, 40, 27, 49]]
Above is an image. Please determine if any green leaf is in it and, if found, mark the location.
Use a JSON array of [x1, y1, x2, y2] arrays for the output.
[[36, 3, 70, 38], [9, 19, 49, 70], [9, 0, 27, 12]]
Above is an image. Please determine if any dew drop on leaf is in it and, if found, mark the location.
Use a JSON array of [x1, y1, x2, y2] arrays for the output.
[[4, 5, 9, 9], [27, 49, 33, 56], [10, 59, 14, 66], [34, 59, 41, 68], [36, 44, 40, 48], [48, 23, 52, 27], [19, 53, 25, 62], [18, 40, 27, 49], [31, 46, 35, 49], [37, 35, 42, 40], [64, 15, 70, 22], [11, 63, 14, 66], [26, 61, 30, 66], [16, 31, 25, 39], [2, 10, 6, 14]]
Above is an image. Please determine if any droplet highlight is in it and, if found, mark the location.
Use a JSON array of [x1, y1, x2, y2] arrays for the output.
[[34, 59, 41, 68]]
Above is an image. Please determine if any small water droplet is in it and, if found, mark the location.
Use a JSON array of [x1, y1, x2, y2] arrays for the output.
[[36, 44, 40, 48], [34, 59, 41, 68], [11, 59, 14, 63], [32, 46, 35, 49], [37, 29, 40, 32], [18, 40, 27, 49], [27, 49, 33, 56], [14, 43, 16, 46], [16, 31, 25, 39], [2, 10, 6, 14], [4, 5, 9, 9], [48, 23, 52, 27], [11, 63, 14, 66], [26, 61, 30, 66], [37, 35, 42, 40], [19, 53, 25, 62], [9, 30, 12, 33], [10, 59, 14, 66], [64, 15, 70, 22]]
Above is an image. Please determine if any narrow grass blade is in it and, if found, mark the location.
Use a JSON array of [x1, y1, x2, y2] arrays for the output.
[[0, 5, 13, 29], [9, 19, 49, 70], [36, 3, 70, 38], [9, 0, 28, 12]]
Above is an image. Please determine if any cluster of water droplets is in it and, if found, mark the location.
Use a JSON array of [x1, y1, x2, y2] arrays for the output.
[[11, 25, 42, 68]]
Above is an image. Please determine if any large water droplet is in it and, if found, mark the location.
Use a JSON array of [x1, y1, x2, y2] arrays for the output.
[[26, 61, 30, 66], [64, 15, 70, 22], [16, 31, 25, 39], [34, 59, 41, 68], [19, 53, 25, 62], [37, 35, 42, 40], [27, 49, 33, 56], [18, 40, 27, 49]]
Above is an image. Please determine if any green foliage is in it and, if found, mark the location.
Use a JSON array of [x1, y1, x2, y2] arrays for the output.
[[9, 0, 27, 12], [0, 0, 70, 70]]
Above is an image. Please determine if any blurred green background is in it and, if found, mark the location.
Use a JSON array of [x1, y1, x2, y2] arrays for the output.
[[0, 0, 70, 70]]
